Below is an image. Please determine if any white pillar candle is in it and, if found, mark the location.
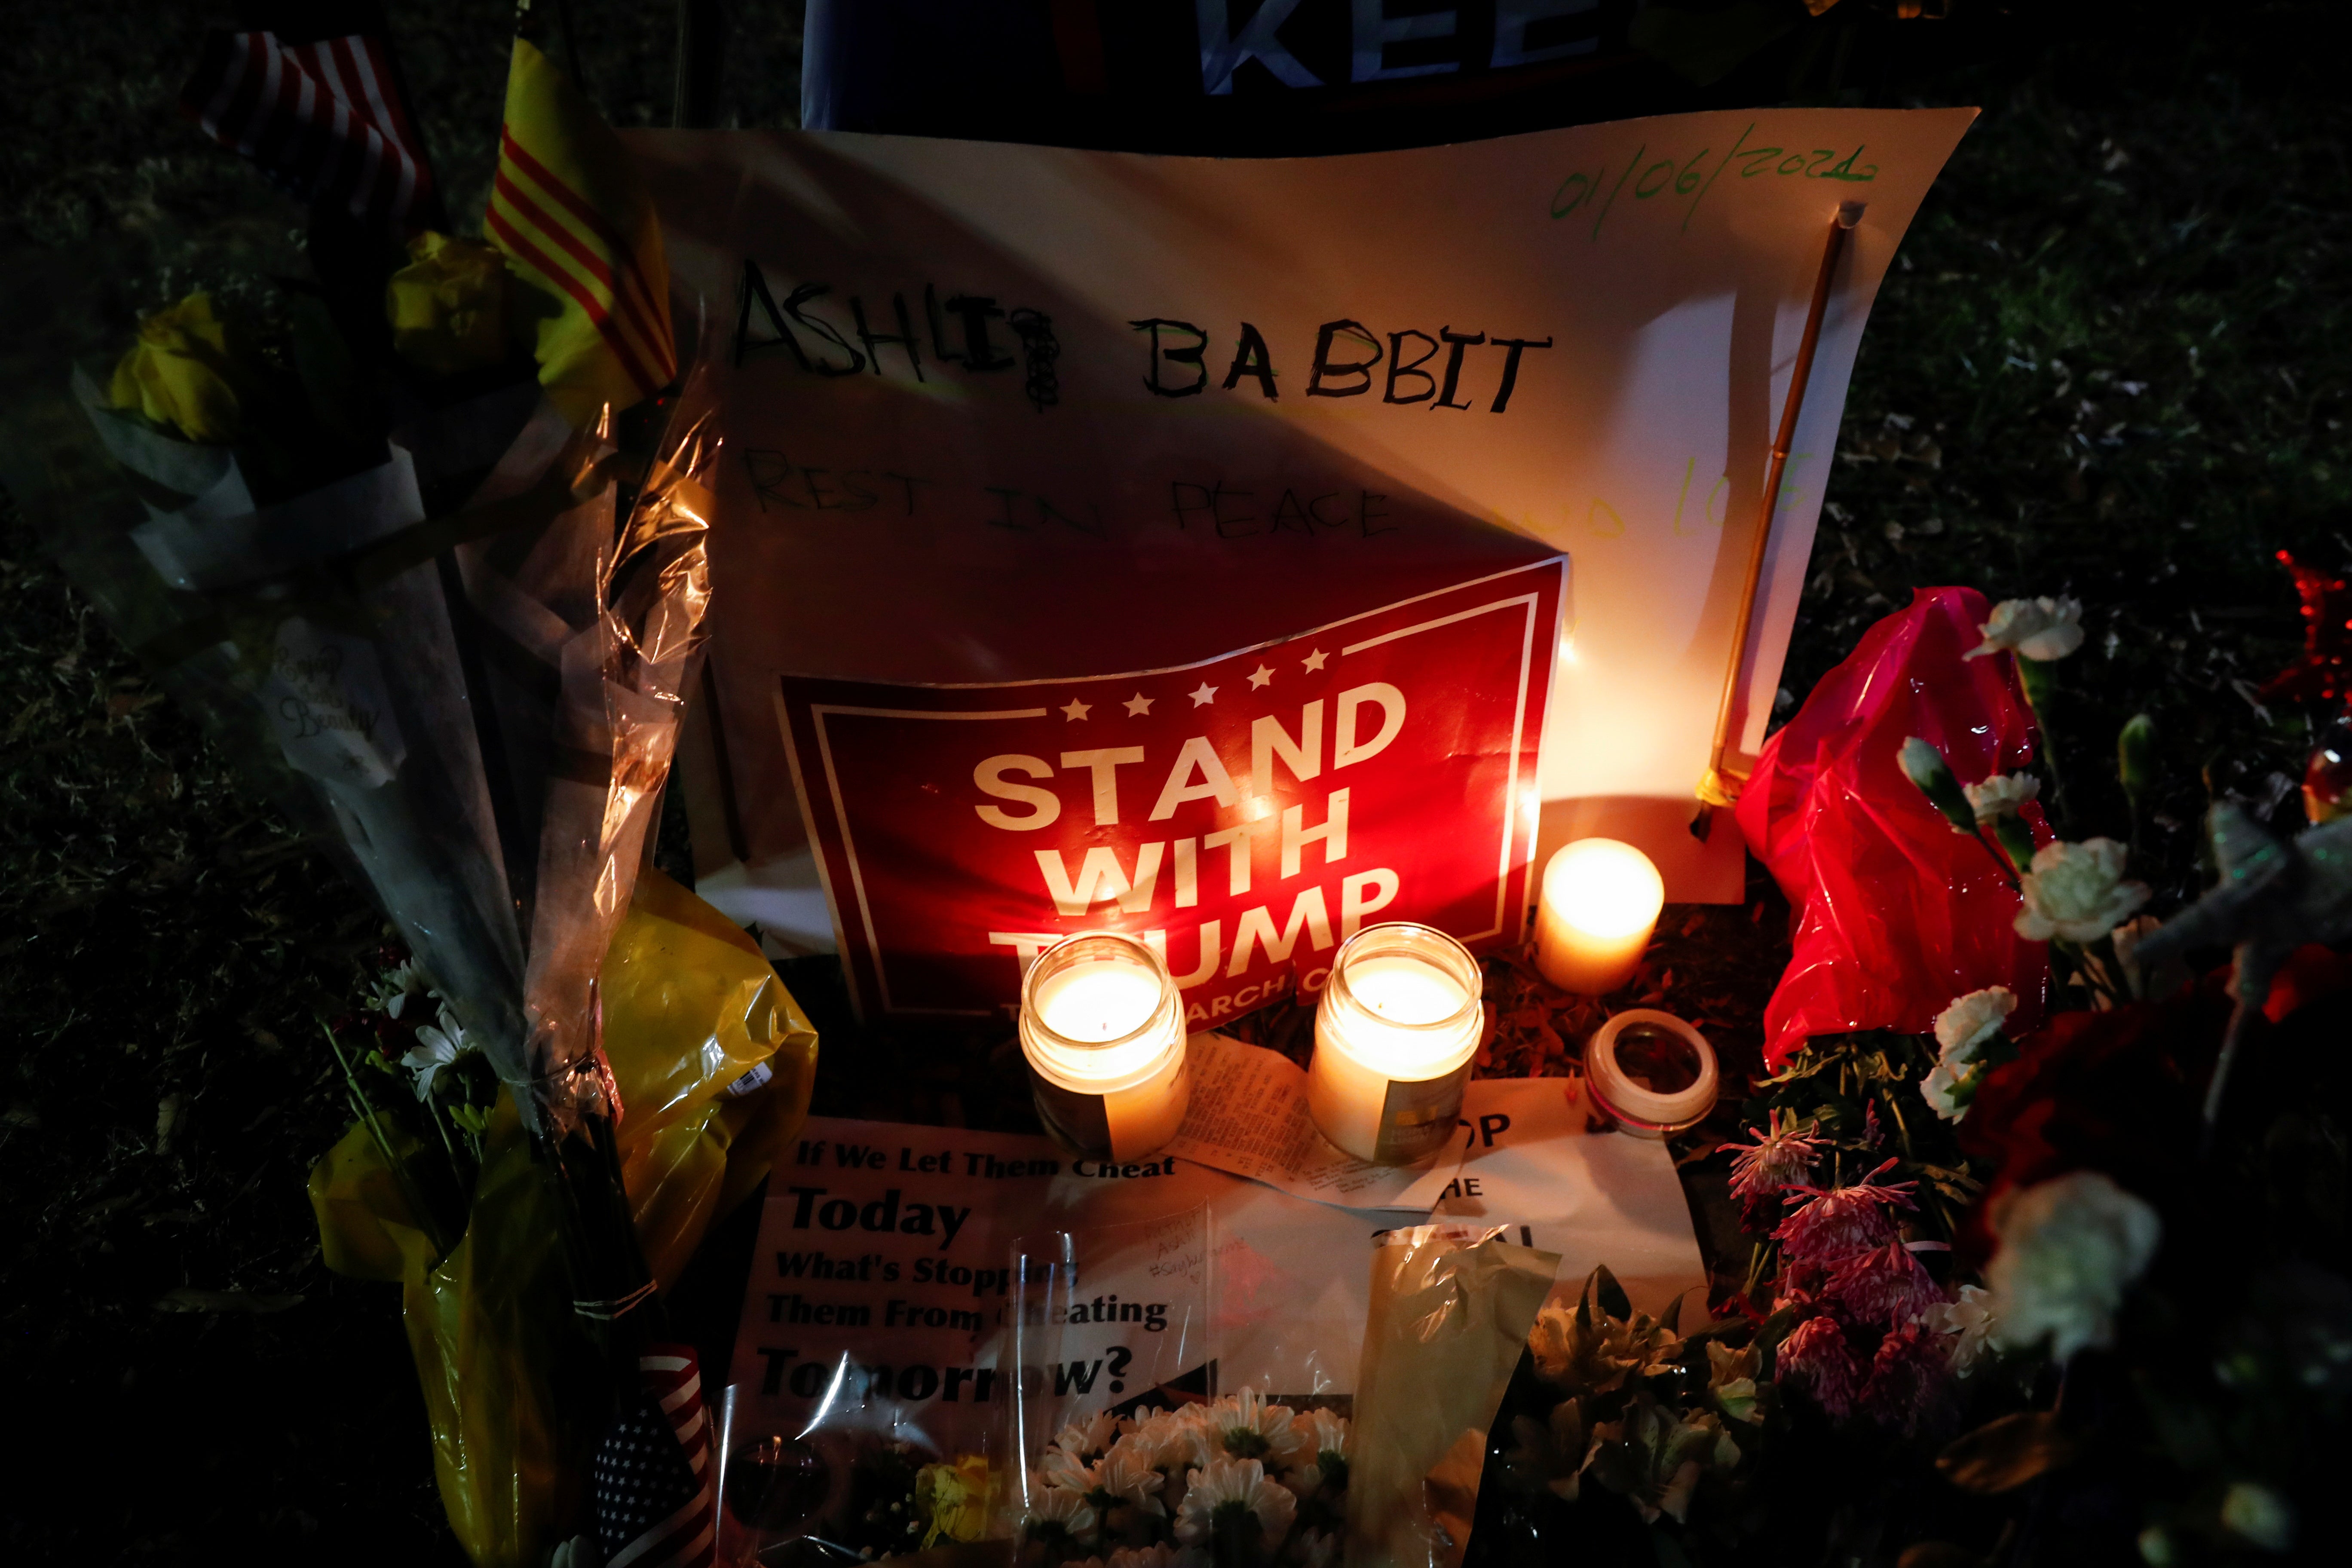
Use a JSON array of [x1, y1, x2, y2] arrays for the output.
[[1020, 932, 1190, 1161], [1533, 838, 1664, 995], [1307, 923, 1484, 1164]]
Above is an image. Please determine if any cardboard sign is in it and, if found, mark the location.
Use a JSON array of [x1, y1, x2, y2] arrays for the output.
[[780, 561, 1557, 1023], [636, 108, 1973, 954]]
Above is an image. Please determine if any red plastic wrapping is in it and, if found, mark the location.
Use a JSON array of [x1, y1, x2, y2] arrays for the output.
[[1736, 588, 2051, 1069]]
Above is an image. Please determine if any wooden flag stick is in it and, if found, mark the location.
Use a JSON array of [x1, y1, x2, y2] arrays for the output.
[[1697, 200, 1865, 822]]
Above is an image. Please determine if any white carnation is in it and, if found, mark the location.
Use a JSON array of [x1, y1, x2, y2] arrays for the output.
[[1966, 597, 2085, 662], [1934, 987, 2016, 1056], [1986, 1172, 2161, 1361], [1929, 1283, 1999, 1375], [2015, 839, 2150, 943], [1962, 772, 2041, 823], [1922, 988, 2015, 1122]]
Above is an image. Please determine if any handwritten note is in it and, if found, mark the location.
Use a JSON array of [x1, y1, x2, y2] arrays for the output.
[[1165, 1032, 1464, 1210], [638, 107, 1974, 927]]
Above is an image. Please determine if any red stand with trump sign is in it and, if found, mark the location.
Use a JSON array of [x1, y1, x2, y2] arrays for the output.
[[782, 560, 1561, 1025]]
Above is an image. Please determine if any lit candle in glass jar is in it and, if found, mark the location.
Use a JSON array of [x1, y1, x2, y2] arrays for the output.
[[1307, 923, 1484, 1164], [1533, 838, 1663, 995], [1020, 932, 1191, 1161]]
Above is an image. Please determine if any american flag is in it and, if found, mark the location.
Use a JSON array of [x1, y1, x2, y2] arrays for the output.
[[594, 1344, 717, 1568], [179, 30, 436, 231]]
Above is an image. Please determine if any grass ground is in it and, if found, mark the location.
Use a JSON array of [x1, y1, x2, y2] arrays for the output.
[[2, 3, 2344, 1561]]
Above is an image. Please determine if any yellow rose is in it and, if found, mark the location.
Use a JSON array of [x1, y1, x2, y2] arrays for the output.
[[386, 232, 512, 377], [108, 292, 242, 444], [914, 1454, 996, 1546]]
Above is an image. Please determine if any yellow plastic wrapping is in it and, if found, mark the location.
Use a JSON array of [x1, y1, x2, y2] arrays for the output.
[[309, 869, 820, 1566], [1347, 1226, 1561, 1568]]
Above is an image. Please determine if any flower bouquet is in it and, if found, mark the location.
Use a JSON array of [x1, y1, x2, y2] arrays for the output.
[[23, 13, 767, 1564], [1683, 579, 2352, 1561], [1017, 1398, 1351, 1568]]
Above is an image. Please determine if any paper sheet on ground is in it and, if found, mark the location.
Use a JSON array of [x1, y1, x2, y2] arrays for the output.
[[1413, 1077, 1710, 1317], [723, 1086, 1702, 1464], [1161, 1031, 1464, 1211], [722, 1115, 1391, 1468]]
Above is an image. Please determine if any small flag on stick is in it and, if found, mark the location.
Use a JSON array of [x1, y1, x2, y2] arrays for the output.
[[180, 28, 438, 232], [592, 1344, 716, 1568], [488, 38, 677, 426]]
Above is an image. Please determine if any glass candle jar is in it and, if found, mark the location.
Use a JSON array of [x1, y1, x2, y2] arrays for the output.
[[1306, 922, 1485, 1164], [1019, 932, 1191, 1161]]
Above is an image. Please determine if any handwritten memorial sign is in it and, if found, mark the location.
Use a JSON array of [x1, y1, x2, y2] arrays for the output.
[[634, 107, 1974, 964]]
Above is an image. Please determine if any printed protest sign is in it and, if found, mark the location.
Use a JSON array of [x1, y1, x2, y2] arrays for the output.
[[779, 561, 1557, 1023], [637, 107, 1973, 954], [720, 1117, 1395, 1488]]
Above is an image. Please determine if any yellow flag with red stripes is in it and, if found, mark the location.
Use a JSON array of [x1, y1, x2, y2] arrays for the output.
[[487, 37, 675, 426]]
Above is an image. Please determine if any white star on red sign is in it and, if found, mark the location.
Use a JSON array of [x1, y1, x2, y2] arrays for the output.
[[1123, 692, 1153, 716], [1302, 648, 1328, 671], [1248, 664, 1274, 689], [1060, 698, 1091, 721], [1188, 681, 1217, 707]]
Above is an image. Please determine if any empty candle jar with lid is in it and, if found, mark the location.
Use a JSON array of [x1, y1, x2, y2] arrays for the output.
[[1019, 932, 1191, 1161], [1584, 1009, 1718, 1136], [1307, 923, 1486, 1164]]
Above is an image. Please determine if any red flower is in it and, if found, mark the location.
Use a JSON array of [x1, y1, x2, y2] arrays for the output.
[[1776, 1314, 1865, 1420], [1826, 1241, 1949, 1328], [1860, 1320, 1956, 1436], [1774, 1159, 1918, 1265], [1956, 990, 2215, 1266], [1956, 945, 2351, 1268]]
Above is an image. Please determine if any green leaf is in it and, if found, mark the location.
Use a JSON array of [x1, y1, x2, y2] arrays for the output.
[[1752, 1305, 1800, 1359], [1594, 1264, 1634, 1323], [1936, 1412, 2079, 1494]]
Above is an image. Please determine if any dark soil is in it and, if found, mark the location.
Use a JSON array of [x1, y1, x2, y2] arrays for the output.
[[3, 3, 2345, 1562]]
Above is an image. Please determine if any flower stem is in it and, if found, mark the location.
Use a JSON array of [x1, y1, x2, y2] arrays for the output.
[[322, 1021, 453, 1258], [1882, 1085, 1916, 1162], [1970, 825, 2022, 890], [2018, 654, 2071, 832]]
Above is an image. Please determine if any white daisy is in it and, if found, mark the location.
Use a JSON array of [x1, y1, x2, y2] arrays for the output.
[[368, 958, 432, 1018], [1197, 1387, 1311, 1467], [1023, 1486, 1099, 1545], [1094, 1446, 1167, 1517], [1038, 1447, 1096, 1494], [400, 1007, 471, 1100], [1174, 1458, 1296, 1547], [1055, 1411, 1123, 1459]]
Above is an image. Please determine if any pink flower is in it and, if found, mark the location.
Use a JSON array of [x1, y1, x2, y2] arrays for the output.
[[1776, 1314, 1865, 1419], [1727, 1110, 1822, 1202], [1774, 1159, 1918, 1265], [1860, 1320, 1957, 1436], [1825, 1241, 1949, 1328]]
